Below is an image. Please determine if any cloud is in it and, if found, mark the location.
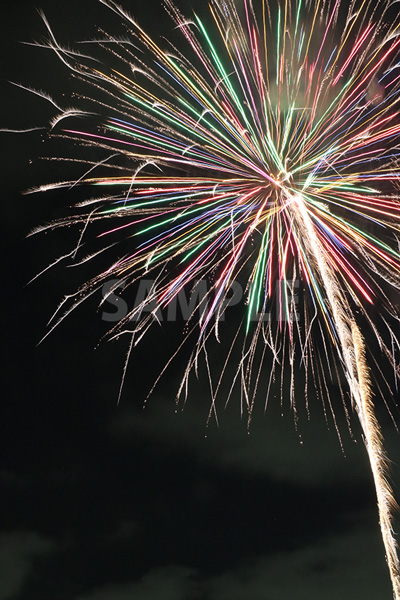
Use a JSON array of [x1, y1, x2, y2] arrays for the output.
[[75, 510, 392, 600], [0, 530, 56, 600], [108, 520, 138, 542], [206, 516, 392, 599], [77, 566, 197, 600], [109, 395, 376, 486]]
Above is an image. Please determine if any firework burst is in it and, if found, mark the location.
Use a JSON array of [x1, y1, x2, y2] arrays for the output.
[[26, 0, 400, 595]]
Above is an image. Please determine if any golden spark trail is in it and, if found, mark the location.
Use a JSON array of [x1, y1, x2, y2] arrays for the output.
[[291, 193, 400, 598], [352, 323, 400, 599]]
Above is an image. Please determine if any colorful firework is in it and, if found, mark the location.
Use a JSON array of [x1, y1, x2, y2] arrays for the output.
[[27, 0, 400, 595]]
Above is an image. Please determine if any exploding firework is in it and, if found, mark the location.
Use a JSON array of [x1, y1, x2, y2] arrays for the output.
[[24, 0, 400, 595]]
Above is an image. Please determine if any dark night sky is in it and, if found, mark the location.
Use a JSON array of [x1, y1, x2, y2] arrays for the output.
[[2, 1, 400, 598]]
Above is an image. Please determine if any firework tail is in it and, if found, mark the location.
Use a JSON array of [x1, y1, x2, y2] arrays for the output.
[[352, 323, 400, 599], [292, 193, 400, 598], [24, 0, 400, 593]]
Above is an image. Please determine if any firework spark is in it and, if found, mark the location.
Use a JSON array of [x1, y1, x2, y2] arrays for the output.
[[27, 0, 400, 594]]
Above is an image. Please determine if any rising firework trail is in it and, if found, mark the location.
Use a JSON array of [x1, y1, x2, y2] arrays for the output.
[[25, 0, 400, 594]]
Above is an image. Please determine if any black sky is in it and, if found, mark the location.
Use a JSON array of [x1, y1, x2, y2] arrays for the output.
[[2, 1, 400, 598]]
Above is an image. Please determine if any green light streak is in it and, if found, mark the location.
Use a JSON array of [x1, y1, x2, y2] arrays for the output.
[[246, 221, 271, 331], [277, 6, 281, 87], [195, 16, 258, 139], [137, 195, 237, 236]]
